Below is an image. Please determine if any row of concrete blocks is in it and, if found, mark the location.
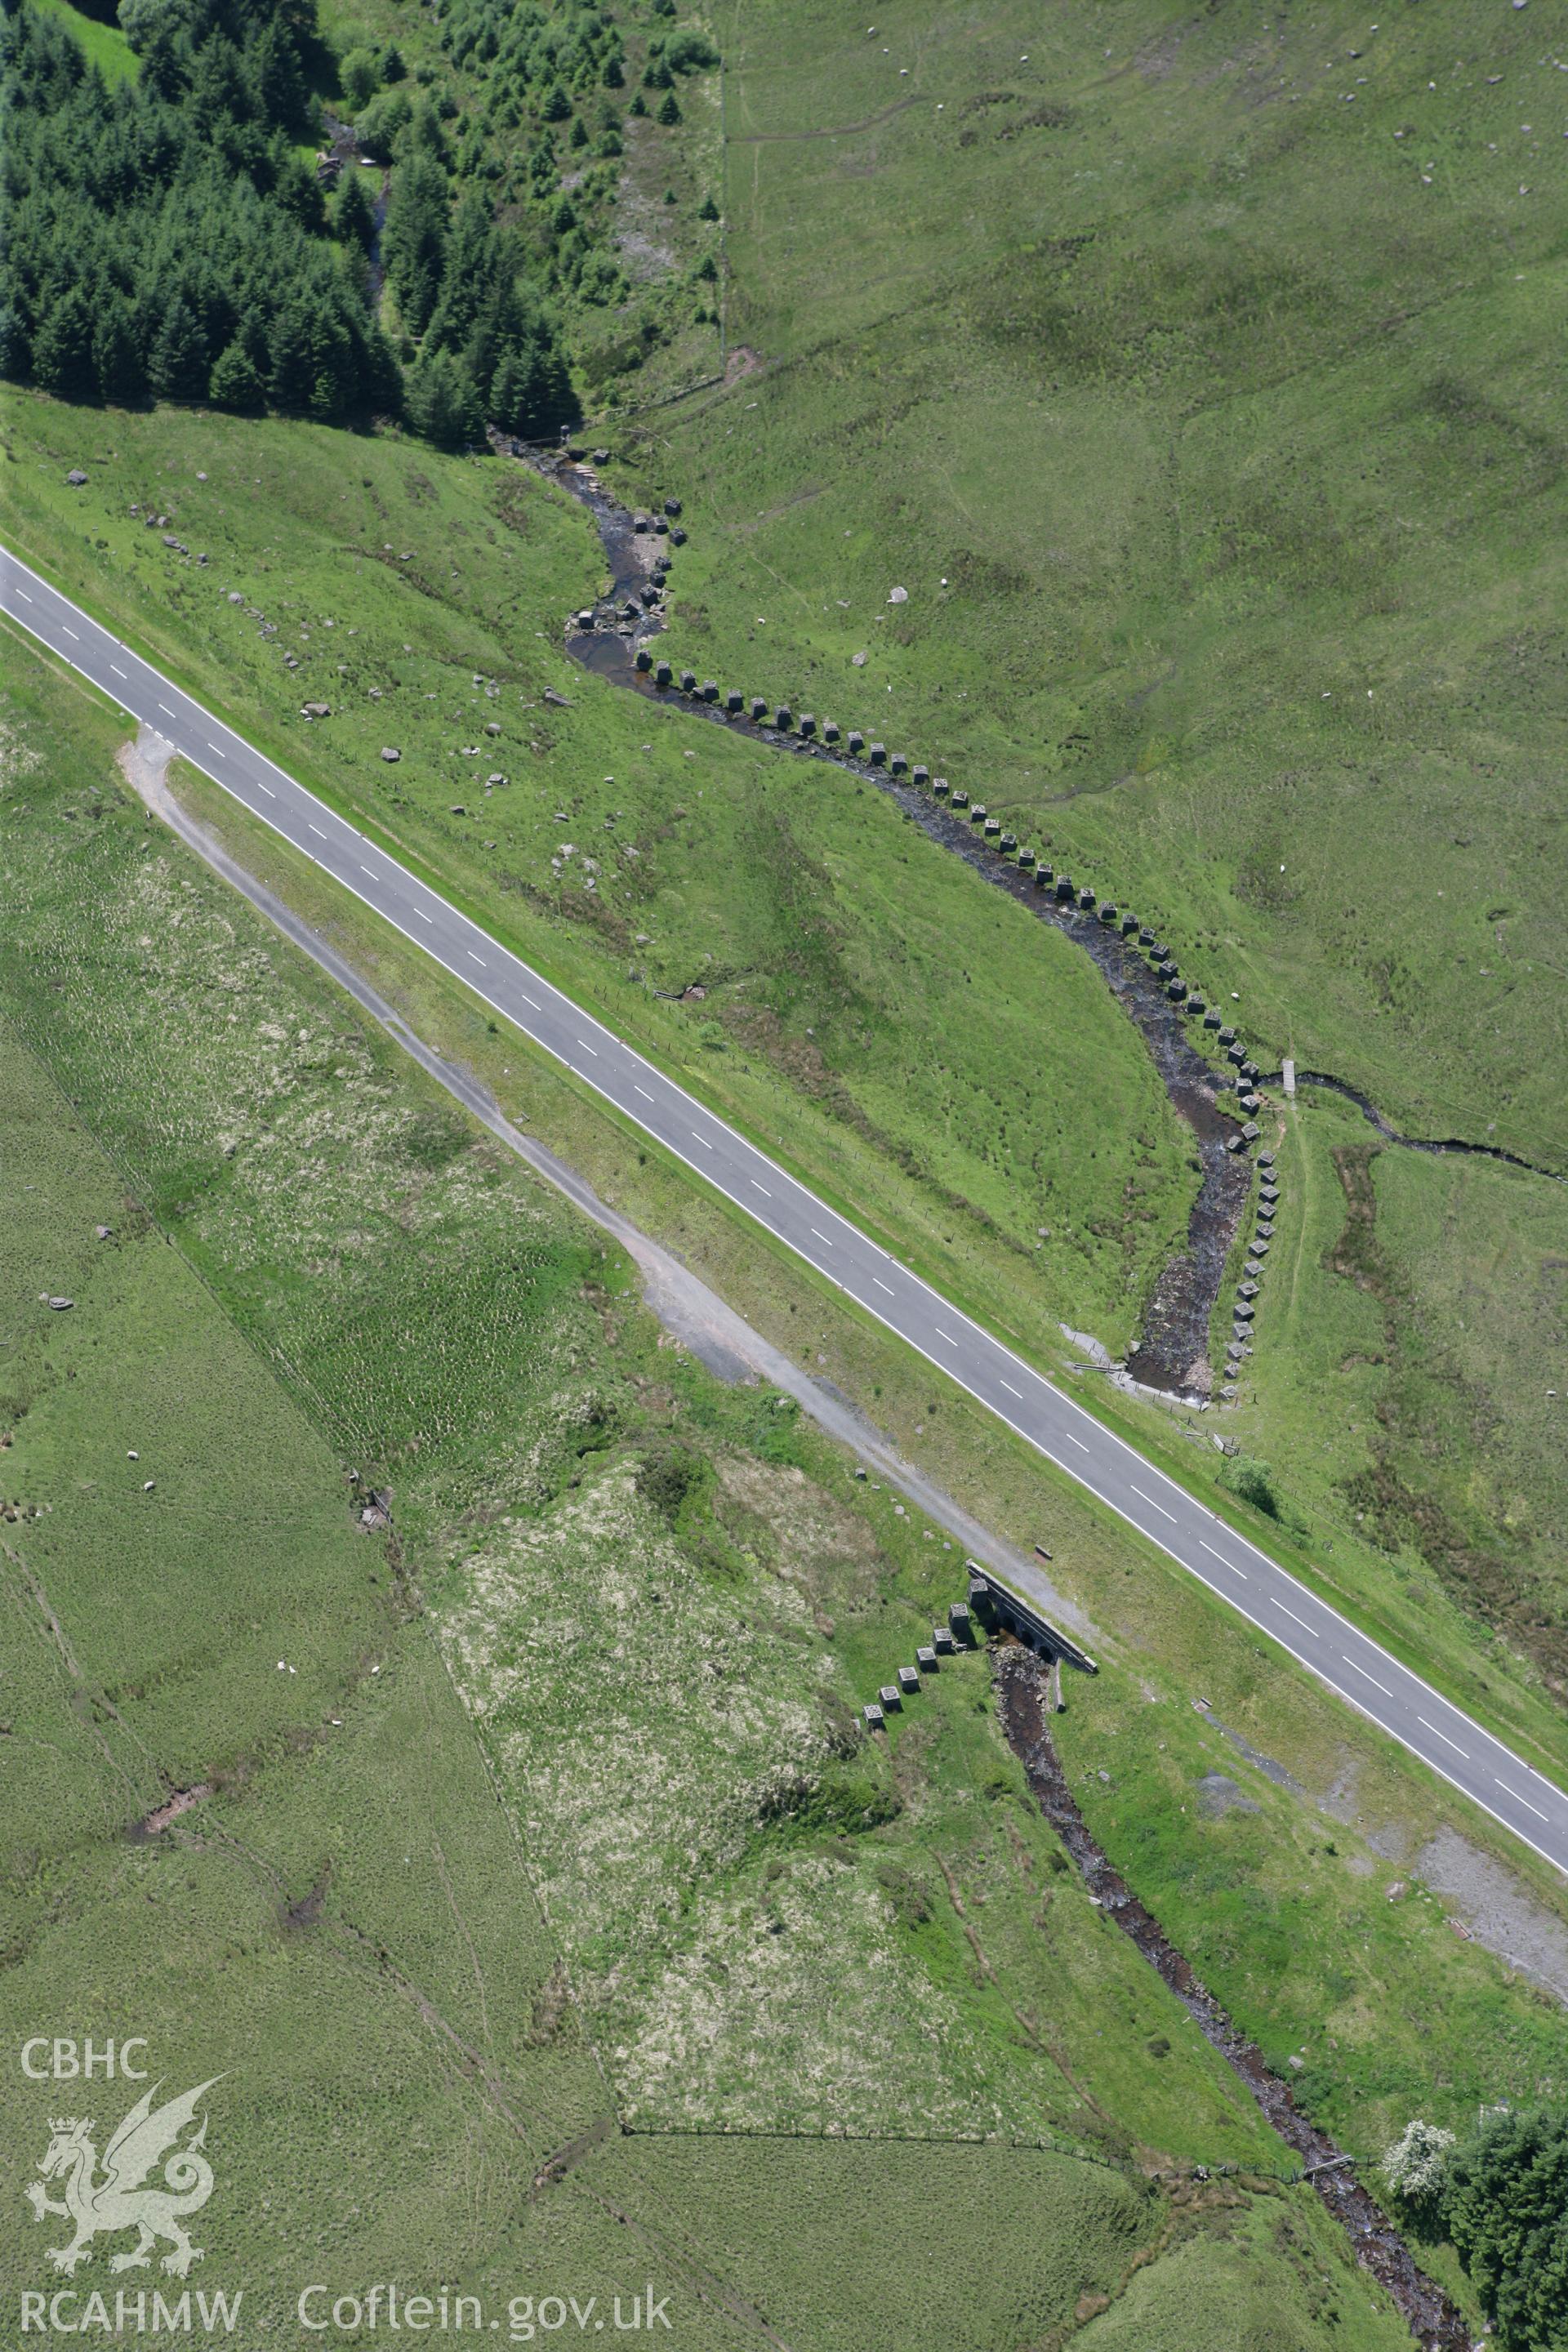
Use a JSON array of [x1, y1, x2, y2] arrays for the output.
[[631, 666, 1265, 1154], [862, 1608, 970, 1731], [1116, 930, 1276, 1156], [1226, 1153, 1282, 1368]]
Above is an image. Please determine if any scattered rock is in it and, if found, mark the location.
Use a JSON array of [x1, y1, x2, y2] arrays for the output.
[[888, 586, 908, 604], [45, 1296, 74, 1312], [543, 688, 572, 707], [301, 702, 331, 718], [66, 469, 87, 487], [381, 746, 401, 762]]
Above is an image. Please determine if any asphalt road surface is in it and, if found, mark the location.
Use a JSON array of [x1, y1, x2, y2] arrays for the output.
[[7, 540, 1566, 1877]]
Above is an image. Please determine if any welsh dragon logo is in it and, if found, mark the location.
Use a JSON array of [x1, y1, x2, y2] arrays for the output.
[[26, 2079, 220, 2278]]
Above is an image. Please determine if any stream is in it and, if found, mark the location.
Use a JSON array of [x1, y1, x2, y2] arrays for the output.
[[995, 1646, 1472, 2352], [510, 441, 1561, 1405]]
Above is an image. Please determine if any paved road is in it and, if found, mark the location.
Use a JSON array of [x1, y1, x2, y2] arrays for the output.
[[7, 541, 1567, 1876]]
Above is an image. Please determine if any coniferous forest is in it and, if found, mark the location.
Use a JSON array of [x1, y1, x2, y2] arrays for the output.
[[0, 0, 583, 444]]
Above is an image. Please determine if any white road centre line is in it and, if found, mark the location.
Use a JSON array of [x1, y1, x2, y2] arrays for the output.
[[16, 561, 1568, 1878], [1419, 1716, 1470, 1762], [469, 952, 488, 968], [521, 992, 541, 1009], [873, 1276, 895, 1294], [634, 1083, 654, 1101]]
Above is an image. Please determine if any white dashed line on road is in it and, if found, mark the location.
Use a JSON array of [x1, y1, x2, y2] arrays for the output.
[[1419, 1717, 1470, 1762], [8, 548, 1568, 1881]]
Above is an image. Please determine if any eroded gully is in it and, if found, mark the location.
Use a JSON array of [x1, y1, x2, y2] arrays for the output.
[[995, 1646, 1472, 2352], [509, 443, 1561, 1405]]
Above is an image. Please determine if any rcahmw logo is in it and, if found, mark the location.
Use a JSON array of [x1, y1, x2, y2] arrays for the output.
[[19, 2039, 240, 2336]]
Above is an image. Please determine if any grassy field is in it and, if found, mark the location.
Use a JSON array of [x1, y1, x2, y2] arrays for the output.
[[147, 729, 1568, 2214], [1219, 1089, 1568, 1695], [7, 375, 1558, 1761], [6, 0, 1568, 2318], [622, 0, 1568, 1172], [10, 636, 1568, 2339], [1, 631, 1445, 2345], [29, 0, 138, 82], [0, 386, 1197, 1379]]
